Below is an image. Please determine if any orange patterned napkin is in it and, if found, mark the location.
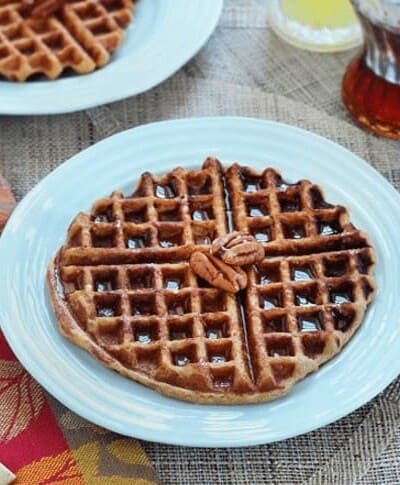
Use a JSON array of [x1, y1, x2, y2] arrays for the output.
[[0, 176, 159, 484], [0, 174, 16, 232]]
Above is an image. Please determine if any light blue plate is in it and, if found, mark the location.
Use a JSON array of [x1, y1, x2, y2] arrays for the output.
[[1, 117, 399, 447], [0, 0, 223, 114]]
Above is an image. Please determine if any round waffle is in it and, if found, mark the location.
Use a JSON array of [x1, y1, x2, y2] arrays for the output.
[[47, 158, 376, 404], [0, 0, 135, 81]]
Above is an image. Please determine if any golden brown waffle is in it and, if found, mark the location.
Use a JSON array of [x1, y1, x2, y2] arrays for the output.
[[47, 158, 376, 404], [0, 0, 135, 81]]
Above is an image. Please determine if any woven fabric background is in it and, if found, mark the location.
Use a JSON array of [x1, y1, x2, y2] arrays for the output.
[[0, 0, 399, 483]]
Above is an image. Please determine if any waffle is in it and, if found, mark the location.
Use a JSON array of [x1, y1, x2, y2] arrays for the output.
[[0, 0, 135, 81], [47, 158, 376, 404]]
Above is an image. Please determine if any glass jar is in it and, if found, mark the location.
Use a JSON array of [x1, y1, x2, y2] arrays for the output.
[[342, 0, 400, 139]]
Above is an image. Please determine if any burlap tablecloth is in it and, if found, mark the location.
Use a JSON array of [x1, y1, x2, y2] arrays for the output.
[[1, 0, 399, 483]]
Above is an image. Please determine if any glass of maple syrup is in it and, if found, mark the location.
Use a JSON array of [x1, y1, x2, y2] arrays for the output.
[[342, 0, 400, 139]]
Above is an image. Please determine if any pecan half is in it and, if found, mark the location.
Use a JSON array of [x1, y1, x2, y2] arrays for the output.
[[23, 0, 67, 18], [190, 252, 247, 293], [211, 231, 264, 266]]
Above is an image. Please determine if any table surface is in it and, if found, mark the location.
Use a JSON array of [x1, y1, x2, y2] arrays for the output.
[[1, 1, 400, 484]]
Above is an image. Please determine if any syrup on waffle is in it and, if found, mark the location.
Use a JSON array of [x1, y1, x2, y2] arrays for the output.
[[0, 0, 135, 81], [47, 158, 376, 404]]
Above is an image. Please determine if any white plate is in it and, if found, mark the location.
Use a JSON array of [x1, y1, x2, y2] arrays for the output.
[[1, 117, 399, 447], [0, 0, 223, 115]]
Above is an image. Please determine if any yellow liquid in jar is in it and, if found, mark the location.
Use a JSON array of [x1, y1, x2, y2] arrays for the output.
[[281, 0, 358, 29]]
